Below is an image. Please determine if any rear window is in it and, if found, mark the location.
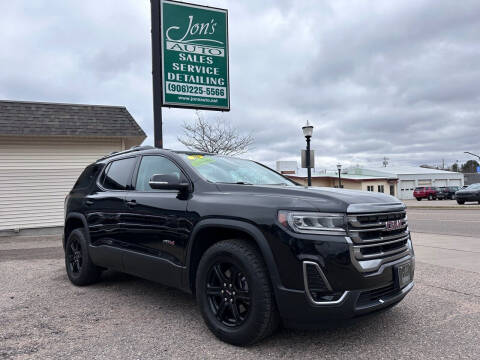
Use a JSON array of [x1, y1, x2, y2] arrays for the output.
[[415, 187, 424, 191], [102, 157, 137, 190], [73, 164, 100, 190]]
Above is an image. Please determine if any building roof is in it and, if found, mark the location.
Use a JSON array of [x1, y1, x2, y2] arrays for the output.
[[0, 100, 146, 139], [290, 168, 396, 181], [362, 166, 460, 176]]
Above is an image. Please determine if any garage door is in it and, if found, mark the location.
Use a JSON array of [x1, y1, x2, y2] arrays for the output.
[[399, 180, 415, 200], [0, 136, 123, 231], [435, 179, 447, 187], [449, 179, 461, 186]]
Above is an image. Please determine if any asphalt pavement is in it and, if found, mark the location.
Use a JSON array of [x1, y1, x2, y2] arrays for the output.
[[1, 209, 479, 359], [408, 209, 480, 237]]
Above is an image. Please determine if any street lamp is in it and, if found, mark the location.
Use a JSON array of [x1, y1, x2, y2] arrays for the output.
[[464, 151, 480, 161], [337, 163, 342, 188], [302, 121, 314, 186]]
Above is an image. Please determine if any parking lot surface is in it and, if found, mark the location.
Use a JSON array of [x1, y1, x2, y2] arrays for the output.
[[1, 229, 479, 360], [408, 209, 480, 237]]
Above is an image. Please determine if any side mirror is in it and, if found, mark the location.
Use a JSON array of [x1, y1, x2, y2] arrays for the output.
[[149, 174, 190, 191]]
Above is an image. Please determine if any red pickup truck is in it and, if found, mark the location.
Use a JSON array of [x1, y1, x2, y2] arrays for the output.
[[413, 186, 438, 201]]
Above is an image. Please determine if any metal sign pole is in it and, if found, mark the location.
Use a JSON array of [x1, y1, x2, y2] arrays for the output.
[[151, 0, 163, 148]]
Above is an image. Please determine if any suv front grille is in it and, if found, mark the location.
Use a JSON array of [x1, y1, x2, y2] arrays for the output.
[[347, 211, 410, 270]]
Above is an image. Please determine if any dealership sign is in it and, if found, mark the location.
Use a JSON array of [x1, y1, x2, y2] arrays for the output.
[[160, 0, 229, 110]]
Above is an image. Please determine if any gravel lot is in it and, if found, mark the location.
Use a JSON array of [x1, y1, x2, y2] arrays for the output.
[[1, 243, 479, 360]]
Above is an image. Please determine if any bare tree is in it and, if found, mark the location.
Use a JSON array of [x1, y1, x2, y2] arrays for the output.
[[178, 111, 254, 155]]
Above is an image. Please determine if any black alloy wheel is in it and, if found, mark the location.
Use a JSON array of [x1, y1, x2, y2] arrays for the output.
[[65, 229, 101, 286], [196, 239, 279, 345], [67, 237, 83, 275], [206, 262, 251, 327]]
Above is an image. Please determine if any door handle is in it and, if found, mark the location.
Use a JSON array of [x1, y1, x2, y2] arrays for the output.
[[85, 200, 94, 206], [126, 200, 137, 207]]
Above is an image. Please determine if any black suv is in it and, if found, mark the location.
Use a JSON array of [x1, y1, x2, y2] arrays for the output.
[[64, 146, 415, 345], [437, 186, 460, 200]]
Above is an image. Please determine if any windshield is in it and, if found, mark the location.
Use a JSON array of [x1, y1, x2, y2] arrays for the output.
[[180, 154, 296, 186], [466, 183, 480, 190]]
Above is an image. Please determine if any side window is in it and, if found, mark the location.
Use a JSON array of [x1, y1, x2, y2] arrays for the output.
[[103, 157, 137, 190], [73, 164, 100, 190], [135, 156, 185, 192]]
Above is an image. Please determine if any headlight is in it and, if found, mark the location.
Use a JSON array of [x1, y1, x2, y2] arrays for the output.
[[278, 211, 346, 235]]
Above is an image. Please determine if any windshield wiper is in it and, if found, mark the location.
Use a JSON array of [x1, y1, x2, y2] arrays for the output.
[[235, 181, 252, 185]]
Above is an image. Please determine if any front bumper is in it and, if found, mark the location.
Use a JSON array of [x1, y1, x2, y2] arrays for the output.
[[275, 257, 414, 328]]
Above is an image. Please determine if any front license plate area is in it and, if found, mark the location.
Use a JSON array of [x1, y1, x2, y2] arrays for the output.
[[396, 261, 413, 289]]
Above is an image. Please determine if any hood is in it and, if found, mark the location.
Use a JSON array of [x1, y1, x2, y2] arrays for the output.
[[215, 184, 404, 213], [456, 188, 480, 194]]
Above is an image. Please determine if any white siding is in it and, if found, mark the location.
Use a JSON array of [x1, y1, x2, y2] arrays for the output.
[[0, 136, 124, 230], [399, 180, 415, 200], [448, 179, 461, 186], [434, 179, 448, 187]]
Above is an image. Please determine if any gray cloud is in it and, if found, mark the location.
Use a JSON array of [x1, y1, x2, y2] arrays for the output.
[[1, 0, 479, 170]]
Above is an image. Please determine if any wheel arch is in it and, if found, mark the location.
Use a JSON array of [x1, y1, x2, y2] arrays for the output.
[[185, 219, 282, 296], [64, 213, 90, 250]]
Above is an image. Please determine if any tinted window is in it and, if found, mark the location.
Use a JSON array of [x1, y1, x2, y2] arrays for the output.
[[415, 187, 424, 191], [73, 164, 100, 189], [135, 156, 185, 191], [103, 157, 137, 190]]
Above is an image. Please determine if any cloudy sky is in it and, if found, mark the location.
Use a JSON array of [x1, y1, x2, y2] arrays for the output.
[[1, 0, 479, 169]]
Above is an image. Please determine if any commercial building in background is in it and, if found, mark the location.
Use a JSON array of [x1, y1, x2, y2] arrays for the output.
[[0, 100, 146, 234], [276, 161, 399, 196], [354, 166, 464, 200], [276, 161, 464, 200]]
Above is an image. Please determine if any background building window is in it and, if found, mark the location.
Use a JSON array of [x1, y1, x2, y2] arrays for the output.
[[378, 185, 385, 193], [367, 185, 374, 191]]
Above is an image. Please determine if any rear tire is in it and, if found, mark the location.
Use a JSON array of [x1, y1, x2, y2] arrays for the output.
[[65, 228, 101, 286], [196, 239, 280, 346], [457, 200, 465, 205], [416, 198, 421, 201]]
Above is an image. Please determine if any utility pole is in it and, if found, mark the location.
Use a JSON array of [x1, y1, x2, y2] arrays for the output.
[[150, 0, 163, 148]]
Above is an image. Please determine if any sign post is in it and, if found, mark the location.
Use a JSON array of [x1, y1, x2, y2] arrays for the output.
[[151, 0, 230, 147]]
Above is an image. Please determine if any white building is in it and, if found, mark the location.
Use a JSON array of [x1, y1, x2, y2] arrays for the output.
[[0, 100, 145, 233], [347, 166, 464, 200]]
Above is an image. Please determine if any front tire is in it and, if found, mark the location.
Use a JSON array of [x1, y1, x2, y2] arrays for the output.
[[196, 239, 279, 346], [457, 200, 465, 205], [65, 228, 101, 286], [416, 197, 421, 201]]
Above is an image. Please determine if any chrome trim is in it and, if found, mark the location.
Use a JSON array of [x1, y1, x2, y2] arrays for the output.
[[347, 203, 406, 214], [347, 210, 407, 217], [346, 237, 414, 272], [302, 261, 349, 305], [348, 223, 407, 233], [353, 234, 409, 249], [349, 229, 409, 244], [353, 245, 409, 260]]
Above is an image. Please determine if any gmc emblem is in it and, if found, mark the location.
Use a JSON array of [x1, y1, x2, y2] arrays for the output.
[[385, 220, 402, 231]]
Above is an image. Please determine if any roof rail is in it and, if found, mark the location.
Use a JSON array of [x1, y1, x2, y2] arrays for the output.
[[100, 145, 155, 160]]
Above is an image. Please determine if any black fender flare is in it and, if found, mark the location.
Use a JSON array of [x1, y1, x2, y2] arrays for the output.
[[185, 218, 283, 294], [64, 212, 90, 249]]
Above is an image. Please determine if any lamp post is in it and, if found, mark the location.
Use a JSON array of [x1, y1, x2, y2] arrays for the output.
[[337, 163, 342, 188], [464, 151, 480, 161], [302, 121, 314, 186]]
